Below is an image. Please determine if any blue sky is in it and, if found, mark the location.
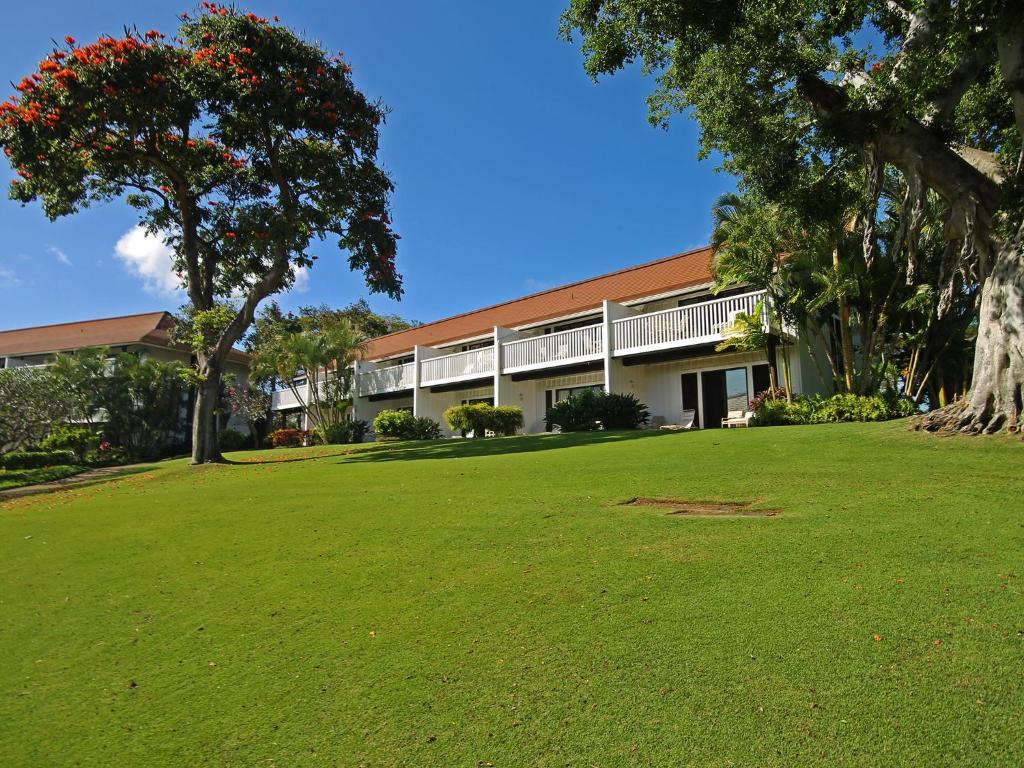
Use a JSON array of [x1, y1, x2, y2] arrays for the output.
[[0, 1, 735, 331]]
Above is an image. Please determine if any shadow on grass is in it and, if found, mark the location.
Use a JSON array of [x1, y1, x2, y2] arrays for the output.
[[342, 429, 678, 464], [221, 445, 384, 466]]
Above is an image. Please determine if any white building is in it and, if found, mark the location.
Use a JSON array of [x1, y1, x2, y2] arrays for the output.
[[274, 247, 833, 434]]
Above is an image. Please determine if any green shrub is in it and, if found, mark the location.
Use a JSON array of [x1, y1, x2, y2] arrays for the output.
[[443, 404, 478, 437], [373, 409, 415, 439], [490, 406, 524, 436], [373, 410, 441, 440], [545, 388, 601, 432], [444, 404, 523, 437], [1, 449, 77, 470], [217, 428, 250, 452], [317, 420, 369, 445], [407, 416, 442, 440], [595, 392, 649, 429], [269, 428, 307, 448], [814, 393, 888, 423], [40, 424, 100, 461], [83, 445, 131, 467], [751, 398, 798, 426], [545, 389, 650, 432], [751, 392, 918, 426]]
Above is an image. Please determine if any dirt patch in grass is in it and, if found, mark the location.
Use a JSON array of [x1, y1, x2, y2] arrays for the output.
[[621, 497, 781, 517]]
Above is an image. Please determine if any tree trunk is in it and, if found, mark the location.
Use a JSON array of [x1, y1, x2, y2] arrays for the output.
[[921, 236, 1024, 434], [833, 248, 857, 393], [191, 364, 224, 464]]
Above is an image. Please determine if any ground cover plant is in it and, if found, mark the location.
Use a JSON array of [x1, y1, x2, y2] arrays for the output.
[[0, 463, 86, 492], [1, 423, 1022, 766]]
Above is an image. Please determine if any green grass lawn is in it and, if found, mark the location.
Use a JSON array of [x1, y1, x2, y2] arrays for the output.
[[1, 423, 1022, 766], [0, 464, 86, 491]]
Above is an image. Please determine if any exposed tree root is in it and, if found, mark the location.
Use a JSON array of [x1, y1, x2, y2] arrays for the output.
[[914, 400, 1020, 435]]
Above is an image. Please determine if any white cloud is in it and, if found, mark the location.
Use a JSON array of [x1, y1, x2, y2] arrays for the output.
[[114, 226, 183, 298], [0, 265, 19, 288], [113, 225, 311, 300], [289, 265, 311, 293], [49, 245, 72, 266], [523, 277, 553, 293]]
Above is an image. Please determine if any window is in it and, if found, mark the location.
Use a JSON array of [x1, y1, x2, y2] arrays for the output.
[[724, 368, 749, 412], [460, 340, 493, 352], [461, 397, 493, 406]]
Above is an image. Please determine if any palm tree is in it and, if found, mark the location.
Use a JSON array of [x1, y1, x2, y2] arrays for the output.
[[252, 318, 365, 430], [710, 192, 795, 401]]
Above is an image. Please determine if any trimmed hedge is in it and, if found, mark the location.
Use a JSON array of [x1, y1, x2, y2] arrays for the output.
[[1, 449, 77, 470], [443, 404, 523, 437]]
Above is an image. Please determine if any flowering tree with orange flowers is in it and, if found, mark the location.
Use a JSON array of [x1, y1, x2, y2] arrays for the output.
[[0, 4, 401, 463]]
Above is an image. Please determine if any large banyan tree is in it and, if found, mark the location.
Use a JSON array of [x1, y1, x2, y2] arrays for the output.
[[562, 0, 1023, 433]]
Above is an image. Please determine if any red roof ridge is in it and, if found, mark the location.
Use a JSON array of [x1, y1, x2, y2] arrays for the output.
[[367, 245, 713, 346]]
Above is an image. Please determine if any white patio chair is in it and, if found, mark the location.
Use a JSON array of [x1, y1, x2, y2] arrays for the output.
[[660, 408, 696, 431], [721, 410, 753, 428]]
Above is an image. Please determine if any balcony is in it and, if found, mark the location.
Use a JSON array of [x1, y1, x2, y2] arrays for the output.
[[613, 291, 767, 357], [271, 381, 308, 410], [420, 347, 494, 387], [501, 324, 603, 375], [357, 361, 415, 397]]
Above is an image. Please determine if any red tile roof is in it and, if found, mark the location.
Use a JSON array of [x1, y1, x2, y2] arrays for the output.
[[363, 246, 714, 359], [0, 311, 250, 365]]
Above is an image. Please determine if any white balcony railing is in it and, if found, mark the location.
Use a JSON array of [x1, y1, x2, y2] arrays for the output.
[[271, 381, 308, 410], [613, 290, 767, 356], [501, 324, 603, 374], [420, 347, 494, 387], [357, 361, 415, 396]]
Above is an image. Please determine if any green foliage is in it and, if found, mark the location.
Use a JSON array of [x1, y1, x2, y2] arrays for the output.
[[373, 409, 440, 440], [316, 419, 369, 445], [407, 417, 442, 441], [40, 424, 100, 461], [0, 366, 80, 450], [443, 404, 524, 438], [250, 311, 365, 431], [545, 389, 602, 432], [545, 390, 649, 432], [491, 406, 524, 437], [752, 393, 916, 426], [1, 449, 76, 470], [0, 464, 87, 492], [373, 409, 415, 439], [0, 8, 401, 300], [172, 303, 238, 359], [217, 428, 249, 452], [596, 392, 650, 430]]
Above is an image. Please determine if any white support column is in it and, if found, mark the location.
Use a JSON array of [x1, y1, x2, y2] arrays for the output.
[[413, 345, 444, 418], [696, 372, 705, 429], [493, 326, 521, 406], [602, 300, 640, 394]]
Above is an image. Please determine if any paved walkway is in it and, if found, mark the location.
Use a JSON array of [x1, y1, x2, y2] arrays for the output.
[[0, 463, 155, 501]]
